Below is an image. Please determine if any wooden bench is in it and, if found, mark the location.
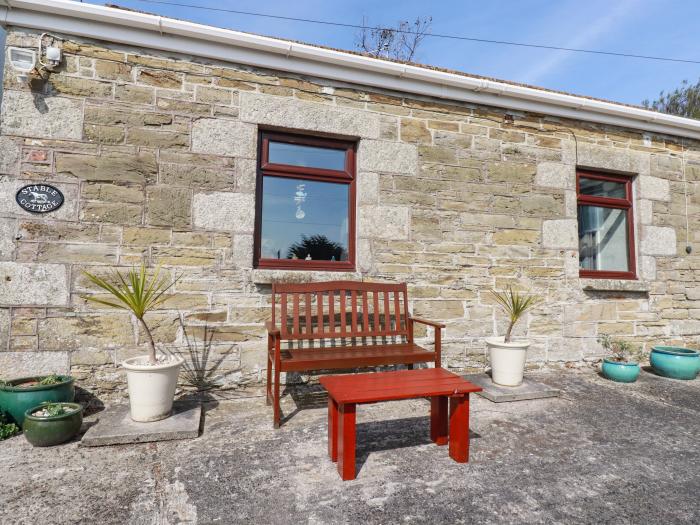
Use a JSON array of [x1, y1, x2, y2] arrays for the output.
[[320, 368, 482, 480], [265, 281, 444, 428]]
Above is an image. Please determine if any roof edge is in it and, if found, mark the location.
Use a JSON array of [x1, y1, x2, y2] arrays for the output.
[[2, 0, 700, 140]]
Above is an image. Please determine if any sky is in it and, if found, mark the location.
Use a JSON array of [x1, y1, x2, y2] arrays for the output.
[[18, 1, 700, 105]]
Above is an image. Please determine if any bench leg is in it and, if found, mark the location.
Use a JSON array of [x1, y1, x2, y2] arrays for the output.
[[328, 397, 339, 462], [430, 396, 448, 446], [449, 394, 471, 463], [337, 403, 356, 480], [272, 366, 281, 429], [265, 350, 272, 406]]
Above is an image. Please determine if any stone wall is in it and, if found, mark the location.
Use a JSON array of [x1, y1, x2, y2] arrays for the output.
[[1, 28, 700, 397]]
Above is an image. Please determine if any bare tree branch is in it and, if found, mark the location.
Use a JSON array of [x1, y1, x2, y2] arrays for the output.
[[355, 16, 432, 62]]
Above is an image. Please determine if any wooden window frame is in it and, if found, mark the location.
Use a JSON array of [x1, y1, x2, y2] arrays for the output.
[[577, 170, 637, 280], [254, 131, 357, 271]]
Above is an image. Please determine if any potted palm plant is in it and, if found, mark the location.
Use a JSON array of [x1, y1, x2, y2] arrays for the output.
[[487, 287, 542, 386], [82, 264, 183, 422]]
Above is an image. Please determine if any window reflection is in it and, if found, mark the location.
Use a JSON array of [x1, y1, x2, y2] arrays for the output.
[[260, 176, 349, 261], [578, 205, 629, 271], [269, 141, 347, 171], [579, 177, 626, 198]]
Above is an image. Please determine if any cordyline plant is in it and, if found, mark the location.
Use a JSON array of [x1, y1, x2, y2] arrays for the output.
[[82, 264, 178, 365], [490, 287, 543, 343]]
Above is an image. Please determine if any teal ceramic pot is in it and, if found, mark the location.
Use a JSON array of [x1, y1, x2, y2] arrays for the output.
[[650, 346, 700, 380], [23, 403, 83, 447], [601, 359, 640, 383], [0, 376, 75, 426]]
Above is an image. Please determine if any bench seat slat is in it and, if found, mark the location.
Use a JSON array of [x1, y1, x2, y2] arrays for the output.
[[280, 343, 434, 372]]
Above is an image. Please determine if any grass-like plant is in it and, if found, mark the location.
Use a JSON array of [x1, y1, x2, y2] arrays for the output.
[[82, 264, 177, 365], [490, 287, 543, 343]]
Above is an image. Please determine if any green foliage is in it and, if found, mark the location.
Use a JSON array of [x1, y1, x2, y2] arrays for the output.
[[642, 79, 700, 119], [598, 335, 639, 362], [38, 374, 62, 386], [82, 263, 175, 320], [82, 264, 178, 363], [35, 402, 68, 417], [0, 412, 20, 440], [287, 234, 346, 261], [490, 287, 543, 343]]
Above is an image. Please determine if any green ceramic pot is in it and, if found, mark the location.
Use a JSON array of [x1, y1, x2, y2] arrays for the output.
[[650, 346, 700, 380], [23, 403, 83, 447], [0, 376, 75, 426], [601, 358, 640, 383]]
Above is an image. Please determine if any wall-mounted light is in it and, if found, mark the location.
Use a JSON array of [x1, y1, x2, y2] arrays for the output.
[[8, 47, 37, 82]]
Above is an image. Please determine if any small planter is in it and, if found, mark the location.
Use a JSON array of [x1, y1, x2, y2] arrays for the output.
[[601, 359, 640, 383], [23, 402, 83, 447], [486, 337, 531, 387], [650, 346, 700, 380], [0, 376, 75, 426], [123, 355, 184, 422]]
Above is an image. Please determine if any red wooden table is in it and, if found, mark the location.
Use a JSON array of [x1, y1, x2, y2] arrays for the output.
[[319, 368, 482, 480]]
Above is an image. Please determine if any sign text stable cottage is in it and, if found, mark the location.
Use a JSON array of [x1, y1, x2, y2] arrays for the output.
[[1, 0, 699, 397]]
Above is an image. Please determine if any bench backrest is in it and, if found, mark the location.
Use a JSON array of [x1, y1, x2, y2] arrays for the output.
[[271, 281, 410, 343]]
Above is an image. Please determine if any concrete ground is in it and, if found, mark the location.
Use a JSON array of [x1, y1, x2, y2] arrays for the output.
[[2, 369, 699, 525]]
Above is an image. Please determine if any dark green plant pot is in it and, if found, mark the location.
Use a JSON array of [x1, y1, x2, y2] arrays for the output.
[[0, 376, 75, 426], [23, 403, 83, 447]]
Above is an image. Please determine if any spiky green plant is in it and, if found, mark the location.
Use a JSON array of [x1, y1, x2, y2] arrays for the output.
[[490, 287, 543, 343], [82, 264, 177, 364]]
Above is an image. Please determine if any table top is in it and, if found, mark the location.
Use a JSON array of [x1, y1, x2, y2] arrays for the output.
[[319, 368, 482, 404]]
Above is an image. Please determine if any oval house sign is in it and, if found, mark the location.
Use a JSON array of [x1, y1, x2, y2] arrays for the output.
[[15, 184, 64, 214]]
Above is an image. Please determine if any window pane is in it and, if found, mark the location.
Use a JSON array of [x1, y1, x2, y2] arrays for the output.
[[578, 206, 629, 272], [579, 177, 626, 198], [268, 141, 346, 171], [260, 176, 349, 261]]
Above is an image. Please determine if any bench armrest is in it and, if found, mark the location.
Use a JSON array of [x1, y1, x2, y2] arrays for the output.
[[265, 321, 281, 338], [409, 317, 446, 329]]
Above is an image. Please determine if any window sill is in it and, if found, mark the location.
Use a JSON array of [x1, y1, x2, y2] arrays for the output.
[[252, 269, 363, 285], [580, 279, 650, 293]]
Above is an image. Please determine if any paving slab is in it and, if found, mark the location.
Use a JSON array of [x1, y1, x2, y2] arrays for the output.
[[80, 401, 201, 447], [2, 370, 699, 524], [464, 373, 561, 402]]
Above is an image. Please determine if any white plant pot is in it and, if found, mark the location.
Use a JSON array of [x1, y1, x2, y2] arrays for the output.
[[122, 355, 184, 422], [486, 336, 531, 387]]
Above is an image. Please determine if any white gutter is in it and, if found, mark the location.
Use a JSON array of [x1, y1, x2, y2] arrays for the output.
[[2, 0, 700, 140]]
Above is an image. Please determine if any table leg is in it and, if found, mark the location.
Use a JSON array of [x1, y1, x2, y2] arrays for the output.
[[328, 396, 338, 462], [430, 396, 448, 446], [337, 402, 356, 480], [449, 394, 470, 463]]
